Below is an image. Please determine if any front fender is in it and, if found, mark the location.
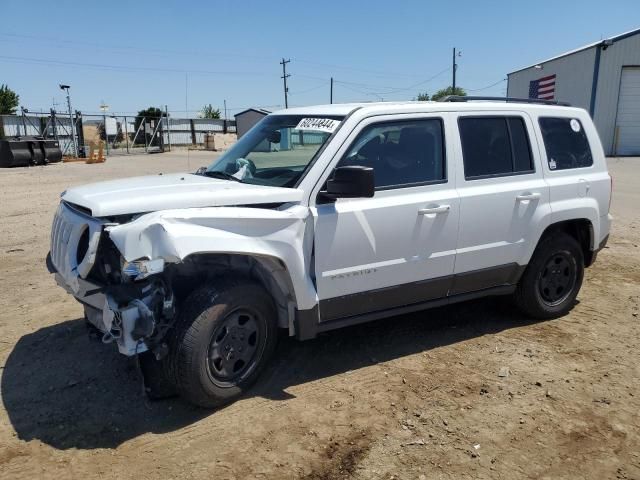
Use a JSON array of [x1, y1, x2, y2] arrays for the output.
[[107, 205, 318, 309]]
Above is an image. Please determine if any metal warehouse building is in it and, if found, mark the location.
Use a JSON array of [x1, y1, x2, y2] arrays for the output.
[[507, 28, 640, 155]]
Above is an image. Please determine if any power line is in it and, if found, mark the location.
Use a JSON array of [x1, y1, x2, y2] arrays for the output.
[[0, 54, 270, 77], [332, 66, 451, 97], [289, 66, 453, 104], [0, 33, 272, 64], [466, 78, 507, 92], [0, 35, 455, 103], [296, 66, 451, 97], [0, 32, 437, 81], [336, 83, 384, 101], [289, 81, 329, 95], [293, 58, 434, 80]]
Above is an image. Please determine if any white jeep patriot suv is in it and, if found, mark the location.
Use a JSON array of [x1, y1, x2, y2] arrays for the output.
[[48, 97, 612, 407]]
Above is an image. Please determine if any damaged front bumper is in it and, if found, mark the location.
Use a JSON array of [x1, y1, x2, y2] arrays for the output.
[[49, 259, 172, 356], [47, 202, 173, 357]]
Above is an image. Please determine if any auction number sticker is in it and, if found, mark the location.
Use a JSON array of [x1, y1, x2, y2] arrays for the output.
[[295, 118, 340, 133]]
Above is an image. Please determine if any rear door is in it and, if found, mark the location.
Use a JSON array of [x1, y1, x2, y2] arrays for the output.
[[311, 114, 460, 321], [452, 112, 551, 293]]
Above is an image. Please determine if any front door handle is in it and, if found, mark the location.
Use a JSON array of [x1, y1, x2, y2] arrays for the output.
[[418, 204, 450, 215], [516, 192, 541, 201]]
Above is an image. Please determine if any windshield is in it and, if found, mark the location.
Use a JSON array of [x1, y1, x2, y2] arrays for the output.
[[206, 114, 343, 187]]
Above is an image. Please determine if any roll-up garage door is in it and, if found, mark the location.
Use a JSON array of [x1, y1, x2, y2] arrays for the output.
[[615, 67, 640, 155]]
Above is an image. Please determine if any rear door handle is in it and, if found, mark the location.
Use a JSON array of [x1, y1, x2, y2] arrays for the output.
[[418, 205, 450, 215], [516, 192, 541, 201]]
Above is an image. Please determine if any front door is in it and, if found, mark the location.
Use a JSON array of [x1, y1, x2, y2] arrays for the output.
[[311, 115, 460, 321]]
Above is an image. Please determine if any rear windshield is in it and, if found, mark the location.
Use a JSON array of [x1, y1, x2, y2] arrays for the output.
[[539, 117, 593, 170]]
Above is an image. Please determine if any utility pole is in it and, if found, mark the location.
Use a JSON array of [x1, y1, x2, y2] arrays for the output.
[[59, 84, 78, 157], [330, 77, 333, 104], [452, 48, 462, 92], [223, 99, 227, 120], [280, 58, 290, 108], [452, 47, 457, 91]]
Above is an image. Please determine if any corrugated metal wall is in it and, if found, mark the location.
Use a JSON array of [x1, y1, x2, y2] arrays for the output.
[[162, 118, 236, 145], [291, 131, 326, 145], [593, 33, 640, 154], [0, 115, 76, 154], [507, 32, 640, 155], [1, 114, 237, 155], [507, 47, 597, 110], [162, 118, 189, 145]]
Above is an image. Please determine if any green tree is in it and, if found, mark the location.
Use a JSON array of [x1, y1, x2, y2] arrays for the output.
[[0, 84, 19, 115], [414, 92, 430, 101], [430, 86, 467, 101], [201, 104, 221, 119]]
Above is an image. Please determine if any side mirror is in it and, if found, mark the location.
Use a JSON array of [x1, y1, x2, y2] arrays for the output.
[[324, 166, 375, 199]]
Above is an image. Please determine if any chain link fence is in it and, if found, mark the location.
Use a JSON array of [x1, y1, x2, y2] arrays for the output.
[[0, 111, 236, 157]]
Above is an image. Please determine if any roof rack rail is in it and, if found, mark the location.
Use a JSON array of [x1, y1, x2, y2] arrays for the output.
[[440, 95, 571, 106]]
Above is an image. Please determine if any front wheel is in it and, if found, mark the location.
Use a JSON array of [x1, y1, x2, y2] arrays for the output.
[[514, 232, 584, 319], [170, 280, 278, 408]]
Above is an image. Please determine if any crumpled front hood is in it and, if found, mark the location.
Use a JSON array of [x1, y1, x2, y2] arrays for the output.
[[61, 173, 304, 217]]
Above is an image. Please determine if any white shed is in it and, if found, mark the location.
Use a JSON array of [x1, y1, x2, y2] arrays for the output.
[[507, 28, 640, 155]]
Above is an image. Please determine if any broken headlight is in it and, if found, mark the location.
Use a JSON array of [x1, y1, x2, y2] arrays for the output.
[[122, 258, 165, 281]]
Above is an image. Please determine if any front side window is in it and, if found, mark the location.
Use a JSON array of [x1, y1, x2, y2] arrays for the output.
[[539, 117, 593, 170], [206, 115, 342, 187], [338, 119, 445, 189], [459, 116, 534, 179]]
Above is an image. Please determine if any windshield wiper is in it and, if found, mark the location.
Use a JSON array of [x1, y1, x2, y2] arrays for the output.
[[202, 170, 241, 182]]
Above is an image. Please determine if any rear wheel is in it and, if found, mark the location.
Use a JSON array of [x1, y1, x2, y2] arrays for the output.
[[515, 232, 584, 319], [170, 280, 278, 408]]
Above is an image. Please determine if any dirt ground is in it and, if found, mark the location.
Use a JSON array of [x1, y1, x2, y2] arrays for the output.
[[0, 152, 638, 480]]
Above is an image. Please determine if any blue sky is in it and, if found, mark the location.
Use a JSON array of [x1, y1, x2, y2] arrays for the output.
[[1, 0, 638, 118]]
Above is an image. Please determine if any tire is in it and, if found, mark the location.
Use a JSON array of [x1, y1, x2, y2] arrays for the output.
[[514, 232, 584, 319], [169, 279, 278, 408]]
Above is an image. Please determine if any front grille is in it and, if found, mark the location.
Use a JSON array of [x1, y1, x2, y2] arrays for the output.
[[50, 202, 104, 283], [76, 227, 90, 265], [50, 205, 75, 273]]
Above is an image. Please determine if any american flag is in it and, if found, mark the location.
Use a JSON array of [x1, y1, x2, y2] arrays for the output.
[[529, 74, 556, 100]]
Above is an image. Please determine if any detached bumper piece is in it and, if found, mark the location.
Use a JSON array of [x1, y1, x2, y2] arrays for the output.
[[102, 296, 154, 355], [83, 281, 174, 356]]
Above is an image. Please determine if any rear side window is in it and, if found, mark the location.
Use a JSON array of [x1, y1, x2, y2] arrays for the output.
[[539, 117, 593, 170], [459, 116, 533, 179]]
